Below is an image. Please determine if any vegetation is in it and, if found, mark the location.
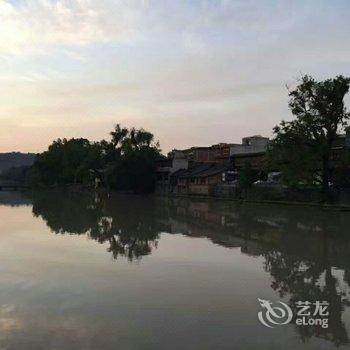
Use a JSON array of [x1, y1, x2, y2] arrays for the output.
[[0, 165, 34, 185], [0, 152, 36, 173], [238, 161, 259, 189], [268, 75, 350, 193], [5, 125, 161, 193], [3, 74, 350, 199], [104, 124, 161, 193]]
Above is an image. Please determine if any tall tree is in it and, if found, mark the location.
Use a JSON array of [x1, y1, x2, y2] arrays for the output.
[[105, 124, 161, 193], [269, 75, 350, 194], [27, 124, 161, 193]]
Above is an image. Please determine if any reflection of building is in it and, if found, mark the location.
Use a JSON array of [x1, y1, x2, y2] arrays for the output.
[[230, 135, 269, 170]]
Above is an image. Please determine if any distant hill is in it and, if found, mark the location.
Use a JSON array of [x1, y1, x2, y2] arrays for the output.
[[0, 152, 37, 173]]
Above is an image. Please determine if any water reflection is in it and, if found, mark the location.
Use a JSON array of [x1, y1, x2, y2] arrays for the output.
[[30, 191, 161, 261], [160, 198, 350, 347], [1, 190, 350, 348]]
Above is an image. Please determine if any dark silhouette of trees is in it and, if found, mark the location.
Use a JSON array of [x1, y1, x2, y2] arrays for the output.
[[27, 124, 161, 193], [31, 138, 104, 185], [0, 152, 36, 173], [104, 124, 161, 193], [269, 75, 350, 195]]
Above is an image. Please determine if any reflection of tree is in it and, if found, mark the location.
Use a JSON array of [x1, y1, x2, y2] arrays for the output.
[[158, 197, 350, 347], [29, 191, 350, 346], [89, 198, 160, 261], [30, 191, 161, 261], [263, 228, 350, 346], [31, 190, 102, 234]]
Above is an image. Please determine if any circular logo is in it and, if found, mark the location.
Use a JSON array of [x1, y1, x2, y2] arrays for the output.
[[258, 298, 293, 328]]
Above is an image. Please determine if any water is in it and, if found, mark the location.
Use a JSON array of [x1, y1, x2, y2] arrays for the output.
[[1, 190, 350, 350]]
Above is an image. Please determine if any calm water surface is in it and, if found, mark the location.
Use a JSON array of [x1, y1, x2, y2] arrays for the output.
[[1, 190, 350, 350]]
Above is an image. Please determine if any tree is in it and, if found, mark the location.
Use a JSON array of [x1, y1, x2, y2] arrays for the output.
[[239, 161, 258, 189], [32, 138, 104, 185], [105, 124, 161, 193], [269, 75, 350, 194], [20, 124, 161, 193], [109, 124, 159, 154]]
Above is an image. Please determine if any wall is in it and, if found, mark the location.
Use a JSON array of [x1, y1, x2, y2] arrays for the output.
[[162, 180, 350, 207], [172, 157, 189, 172], [233, 153, 267, 171], [214, 184, 350, 206], [188, 174, 222, 195], [212, 144, 231, 162], [189, 184, 209, 195], [193, 148, 216, 163], [230, 137, 269, 156]]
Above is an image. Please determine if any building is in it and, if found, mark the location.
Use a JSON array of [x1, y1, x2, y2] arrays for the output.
[[230, 135, 269, 171], [176, 143, 233, 164], [156, 151, 189, 193], [171, 163, 233, 195], [175, 146, 216, 163], [212, 143, 233, 163], [330, 130, 350, 167], [156, 136, 270, 195]]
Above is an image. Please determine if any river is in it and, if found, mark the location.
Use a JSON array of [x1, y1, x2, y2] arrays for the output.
[[0, 190, 350, 349]]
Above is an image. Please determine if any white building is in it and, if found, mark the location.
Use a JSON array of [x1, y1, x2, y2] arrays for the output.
[[229, 135, 269, 156]]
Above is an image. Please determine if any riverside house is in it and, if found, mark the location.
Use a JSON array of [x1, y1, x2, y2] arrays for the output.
[[155, 151, 189, 193], [179, 143, 232, 164], [171, 163, 232, 195], [156, 135, 270, 196], [230, 135, 269, 170]]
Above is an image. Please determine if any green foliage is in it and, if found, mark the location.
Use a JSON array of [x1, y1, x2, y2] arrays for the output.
[[33, 138, 104, 185], [105, 125, 161, 193], [0, 152, 36, 173], [333, 150, 350, 188], [267, 122, 321, 186], [0, 165, 31, 184], [239, 161, 259, 189], [24, 125, 161, 193], [269, 75, 350, 190]]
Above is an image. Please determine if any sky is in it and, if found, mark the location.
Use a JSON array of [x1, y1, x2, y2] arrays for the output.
[[0, 0, 350, 154]]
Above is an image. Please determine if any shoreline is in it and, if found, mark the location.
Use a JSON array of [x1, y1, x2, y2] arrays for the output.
[[4, 184, 350, 211], [155, 192, 350, 211]]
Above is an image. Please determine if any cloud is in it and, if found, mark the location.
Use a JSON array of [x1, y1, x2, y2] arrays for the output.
[[1, 0, 350, 153], [0, 0, 146, 55]]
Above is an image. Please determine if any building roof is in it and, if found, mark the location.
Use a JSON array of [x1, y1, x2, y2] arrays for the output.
[[170, 168, 189, 178], [196, 163, 230, 178], [232, 151, 266, 158], [172, 163, 231, 179]]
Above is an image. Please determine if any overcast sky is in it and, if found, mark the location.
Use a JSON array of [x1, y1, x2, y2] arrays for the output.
[[0, 0, 350, 153]]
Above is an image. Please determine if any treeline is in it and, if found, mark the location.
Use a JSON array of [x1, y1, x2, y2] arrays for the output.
[[2, 74, 350, 197], [268, 75, 350, 192], [0, 125, 162, 193], [0, 152, 36, 173]]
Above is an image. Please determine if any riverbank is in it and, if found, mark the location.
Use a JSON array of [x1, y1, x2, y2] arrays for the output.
[[13, 182, 350, 211], [156, 193, 350, 212]]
